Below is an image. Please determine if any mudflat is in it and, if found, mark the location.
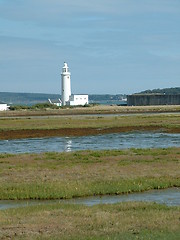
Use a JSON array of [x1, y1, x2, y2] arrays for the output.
[[0, 126, 170, 140]]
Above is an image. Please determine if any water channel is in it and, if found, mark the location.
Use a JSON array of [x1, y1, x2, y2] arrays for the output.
[[1, 188, 180, 210], [0, 131, 180, 210], [0, 131, 180, 154]]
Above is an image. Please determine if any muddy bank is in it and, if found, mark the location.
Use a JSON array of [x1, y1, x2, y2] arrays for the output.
[[0, 126, 179, 140]]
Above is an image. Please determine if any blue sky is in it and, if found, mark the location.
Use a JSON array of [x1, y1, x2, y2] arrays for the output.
[[0, 0, 180, 94]]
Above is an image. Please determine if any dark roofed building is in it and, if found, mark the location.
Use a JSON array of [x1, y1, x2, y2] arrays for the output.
[[127, 94, 180, 106]]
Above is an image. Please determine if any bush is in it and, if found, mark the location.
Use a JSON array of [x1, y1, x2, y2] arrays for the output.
[[9, 103, 60, 110]]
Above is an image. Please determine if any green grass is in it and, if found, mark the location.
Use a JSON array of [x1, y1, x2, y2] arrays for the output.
[[1, 202, 180, 239], [0, 148, 180, 200], [0, 148, 180, 239], [0, 153, 14, 158], [1, 177, 179, 200], [0, 114, 179, 131]]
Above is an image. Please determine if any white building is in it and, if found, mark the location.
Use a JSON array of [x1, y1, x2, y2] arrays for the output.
[[68, 95, 88, 106], [48, 98, 62, 107], [0, 101, 9, 111], [61, 62, 88, 106]]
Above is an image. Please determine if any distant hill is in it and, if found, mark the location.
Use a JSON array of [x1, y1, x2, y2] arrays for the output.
[[0, 92, 60, 105], [137, 87, 180, 95], [0, 92, 126, 105]]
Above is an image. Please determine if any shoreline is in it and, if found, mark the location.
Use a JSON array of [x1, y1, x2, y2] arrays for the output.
[[0, 185, 179, 202]]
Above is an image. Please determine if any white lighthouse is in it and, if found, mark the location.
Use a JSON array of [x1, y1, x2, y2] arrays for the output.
[[61, 62, 71, 106], [60, 62, 88, 106]]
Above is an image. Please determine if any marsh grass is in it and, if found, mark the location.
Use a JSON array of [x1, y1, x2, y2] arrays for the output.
[[0, 202, 180, 239], [0, 148, 180, 239], [0, 153, 14, 158], [0, 148, 180, 200], [0, 114, 179, 131], [1, 177, 179, 200]]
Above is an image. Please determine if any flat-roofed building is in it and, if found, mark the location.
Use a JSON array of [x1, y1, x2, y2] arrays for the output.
[[127, 94, 180, 106], [67, 94, 88, 106]]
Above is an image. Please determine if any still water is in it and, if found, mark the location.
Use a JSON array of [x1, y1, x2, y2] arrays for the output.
[[68, 188, 180, 207], [0, 188, 180, 210], [0, 132, 180, 154]]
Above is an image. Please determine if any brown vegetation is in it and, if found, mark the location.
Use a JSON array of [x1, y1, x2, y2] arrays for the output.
[[0, 113, 179, 139], [0, 126, 167, 140]]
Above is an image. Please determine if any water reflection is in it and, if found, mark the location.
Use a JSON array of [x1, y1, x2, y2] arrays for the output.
[[64, 138, 72, 152], [0, 132, 180, 154]]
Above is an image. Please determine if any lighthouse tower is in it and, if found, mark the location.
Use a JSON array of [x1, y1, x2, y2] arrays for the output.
[[61, 62, 71, 106]]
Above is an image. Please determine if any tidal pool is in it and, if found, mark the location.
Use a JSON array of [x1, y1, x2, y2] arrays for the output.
[[0, 188, 180, 210], [0, 132, 180, 154]]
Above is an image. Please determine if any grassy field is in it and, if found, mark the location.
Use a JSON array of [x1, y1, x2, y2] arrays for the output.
[[0, 202, 180, 239], [1, 113, 180, 131], [0, 148, 180, 200], [0, 148, 180, 239], [0, 108, 180, 239], [0, 104, 180, 118], [0, 113, 180, 139]]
